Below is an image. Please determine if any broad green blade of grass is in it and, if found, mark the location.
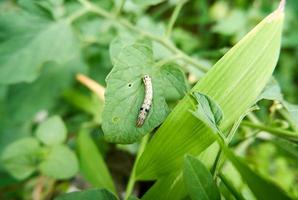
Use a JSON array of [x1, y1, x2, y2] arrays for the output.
[[77, 129, 116, 194], [135, 2, 285, 180]]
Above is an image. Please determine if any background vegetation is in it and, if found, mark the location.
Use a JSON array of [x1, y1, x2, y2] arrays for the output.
[[0, 0, 297, 199]]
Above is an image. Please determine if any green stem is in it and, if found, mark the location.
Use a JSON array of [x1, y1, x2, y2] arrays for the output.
[[124, 135, 149, 200], [115, 0, 126, 17], [219, 173, 246, 200], [241, 120, 298, 142], [165, 0, 187, 38], [67, 7, 89, 23], [76, 0, 209, 72], [154, 55, 183, 67], [212, 106, 259, 178], [211, 148, 223, 176], [78, 0, 112, 19], [278, 109, 298, 131]]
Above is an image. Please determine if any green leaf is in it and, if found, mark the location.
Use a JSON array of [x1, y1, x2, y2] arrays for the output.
[[183, 155, 220, 200], [77, 129, 116, 193], [272, 138, 298, 160], [102, 38, 187, 143], [212, 10, 247, 36], [0, 11, 81, 84], [109, 36, 137, 64], [190, 92, 223, 133], [1, 138, 40, 180], [258, 78, 298, 128], [132, 0, 165, 7], [219, 173, 246, 200], [109, 36, 187, 100], [136, 5, 284, 180], [54, 188, 118, 200], [39, 145, 78, 179], [6, 61, 86, 123], [127, 196, 140, 200], [143, 151, 216, 200], [160, 63, 188, 101], [0, 119, 31, 165], [257, 78, 283, 102], [221, 144, 292, 200], [141, 173, 187, 200], [18, 0, 53, 19], [283, 102, 298, 128], [36, 116, 67, 146], [63, 90, 103, 124]]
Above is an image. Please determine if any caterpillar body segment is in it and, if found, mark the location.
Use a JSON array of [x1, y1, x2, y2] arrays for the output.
[[136, 75, 153, 127]]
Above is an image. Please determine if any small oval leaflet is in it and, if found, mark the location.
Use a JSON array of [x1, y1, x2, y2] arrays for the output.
[[136, 75, 153, 127]]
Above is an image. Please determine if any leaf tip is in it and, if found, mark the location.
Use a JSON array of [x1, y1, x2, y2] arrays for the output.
[[278, 0, 286, 13], [267, 0, 285, 22]]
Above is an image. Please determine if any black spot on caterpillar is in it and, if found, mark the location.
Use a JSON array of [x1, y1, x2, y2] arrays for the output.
[[136, 75, 153, 127]]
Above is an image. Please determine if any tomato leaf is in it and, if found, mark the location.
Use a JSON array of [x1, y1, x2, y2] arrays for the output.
[[38, 145, 78, 179], [102, 38, 187, 143], [36, 116, 67, 146], [0, 11, 82, 84], [1, 138, 40, 180]]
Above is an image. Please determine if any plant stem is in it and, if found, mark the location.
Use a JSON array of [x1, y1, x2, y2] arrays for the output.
[[76, 0, 209, 72], [165, 0, 187, 38], [278, 109, 298, 131], [241, 120, 298, 142], [212, 106, 259, 178], [67, 7, 89, 23], [154, 55, 183, 67], [76, 74, 105, 101], [219, 173, 246, 200], [124, 135, 149, 200], [115, 0, 126, 17], [32, 176, 45, 200]]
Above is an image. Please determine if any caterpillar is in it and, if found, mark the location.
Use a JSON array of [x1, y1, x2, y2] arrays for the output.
[[136, 75, 153, 127]]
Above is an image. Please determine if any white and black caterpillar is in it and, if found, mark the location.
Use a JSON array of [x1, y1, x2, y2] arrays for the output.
[[136, 75, 153, 127]]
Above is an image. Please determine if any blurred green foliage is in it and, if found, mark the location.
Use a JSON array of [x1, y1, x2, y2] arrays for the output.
[[0, 0, 297, 199]]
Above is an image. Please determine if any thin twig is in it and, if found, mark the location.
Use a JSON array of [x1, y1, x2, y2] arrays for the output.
[[278, 109, 298, 131], [154, 54, 183, 67], [76, 74, 105, 101], [67, 7, 89, 23], [32, 176, 46, 200], [124, 135, 149, 200], [115, 0, 126, 17], [212, 106, 260, 178], [241, 120, 298, 142], [165, 0, 188, 38], [76, 0, 209, 72]]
